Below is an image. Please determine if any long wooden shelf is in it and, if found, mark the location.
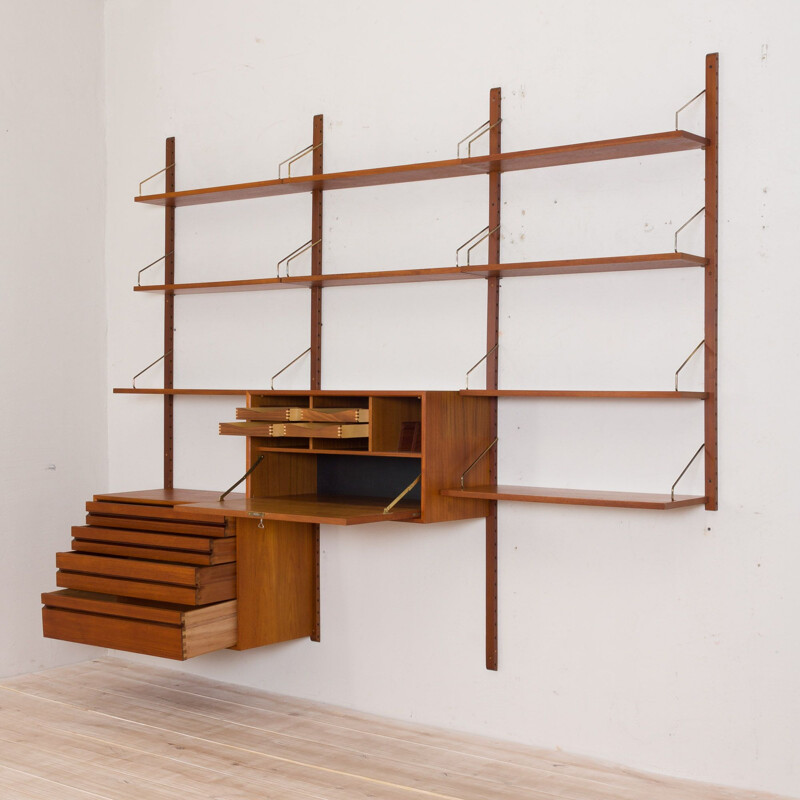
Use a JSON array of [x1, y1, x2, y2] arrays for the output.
[[113, 388, 247, 395], [134, 253, 706, 294], [461, 390, 707, 399], [112, 387, 706, 399], [135, 131, 708, 207], [441, 484, 706, 510]]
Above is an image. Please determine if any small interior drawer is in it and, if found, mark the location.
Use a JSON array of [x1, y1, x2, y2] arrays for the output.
[[42, 590, 237, 660]]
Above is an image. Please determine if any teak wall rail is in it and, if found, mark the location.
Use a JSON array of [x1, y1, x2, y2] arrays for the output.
[[122, 54, 718, 670]]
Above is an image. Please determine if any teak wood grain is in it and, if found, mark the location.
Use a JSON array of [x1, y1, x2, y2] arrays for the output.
[[135, 131, 707, 207], [42, 589, 189, 624], [73, 524, 228, 553], [179, 495, 420, 526], [84, 514, 230, 538], [56, 561, 236, 605], [256, 445, 420, 459], [85, 500, 228, 528], [56, 572, 202, 605], [55, 552, 236, 590], [92, 488, 242, 506], [41, 594, 237, 660], [234, 518, 314, 649], [421, 393, 492, 523], [369, 396, 421, 453], [71, 538, 235, 566]]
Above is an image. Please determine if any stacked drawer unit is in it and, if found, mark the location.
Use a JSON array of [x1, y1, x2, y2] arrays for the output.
[[42, 489, 239, 660]]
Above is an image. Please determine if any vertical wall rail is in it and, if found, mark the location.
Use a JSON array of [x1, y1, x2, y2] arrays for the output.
[[311, 114, 324, 641], [163, 138, 176, 489], [485, 88, 501, 671], [704, 54, 719, 510]]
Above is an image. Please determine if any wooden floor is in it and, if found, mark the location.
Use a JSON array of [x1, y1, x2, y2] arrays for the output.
[[0, 658, 786, 800]]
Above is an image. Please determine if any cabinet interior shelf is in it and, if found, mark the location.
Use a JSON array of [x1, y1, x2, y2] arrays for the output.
[[134, 253, 706, 294], [256, 446, 420, 458], [441, 485, 706, 510], [135, 130, 708, 207]]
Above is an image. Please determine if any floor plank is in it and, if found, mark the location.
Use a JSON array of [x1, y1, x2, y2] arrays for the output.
[[0, 658, 789, 800]]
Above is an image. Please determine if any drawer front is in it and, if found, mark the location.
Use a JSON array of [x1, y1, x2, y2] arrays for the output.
[[85, 510, 232, 538], [56, 552, 236, 605], [71, 538, 234, 566], [85, 501, 230, 531], [72, 525, 233, 556], [42, 591, 237, 660]]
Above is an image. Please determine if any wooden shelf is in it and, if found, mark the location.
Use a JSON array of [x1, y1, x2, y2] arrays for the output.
[[113, 388, 247, 395], [112, 387, 706, 399], [256, 446, 420, 458], [460, 390, 707, 399], [135, 131, 708, 207], [441, 484, 706, 510], [135, 277, 287, 294], [179, 495, 420, 525], [134, 253, 706, 295]]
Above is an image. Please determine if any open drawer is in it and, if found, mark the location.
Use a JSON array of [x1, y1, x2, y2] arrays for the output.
[[41, 590, 237, 660], [55, 552, 236, 605]]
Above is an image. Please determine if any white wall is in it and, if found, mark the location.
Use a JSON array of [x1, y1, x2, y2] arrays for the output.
[[104, 1, 800, 796], [0, 0, 107, 675]]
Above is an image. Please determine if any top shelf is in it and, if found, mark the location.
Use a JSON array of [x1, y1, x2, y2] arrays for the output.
[[135, 130, 708, 207]]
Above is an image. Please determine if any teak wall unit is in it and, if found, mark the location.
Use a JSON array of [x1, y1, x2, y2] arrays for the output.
[[43, 55, 718, 670]]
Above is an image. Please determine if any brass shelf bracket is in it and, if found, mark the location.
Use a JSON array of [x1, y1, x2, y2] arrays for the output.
[[137, 251, 174, 286], [276, 239, 321, 278], [219, 455, 265, 503], [674, 207, 705, 253], [278, 142, 322, 179], [465, 343, 499, 390], [460, 438, 498, 489], [675, 89, 706, 130], [271, 347, 311, 390], [138, 163, 175, 196], [674, 339, 705, 391], [457, 118, 502, 158], [131, 350, 173, 389], [384, 473, 421, 514], [671, 443, 705, 501], [456, 225, 500, 267]]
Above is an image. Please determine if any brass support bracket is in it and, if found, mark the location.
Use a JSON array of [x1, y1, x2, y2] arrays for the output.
[[219, 455, 265, 503], [384, 474, 421, 514], [131, 350, 173, 389], [138, 163, 175, 196], [674, 207, 705, 253], [671, 444, 705, 501], [674, 339, 705, 391], [137, 251, 174, 286], [456, 225, 500, 267], [276, 239, 321, 278], [271, 347, 311, 389], [460, 438, 498, 488], [675, 89, 706, 130], [465, 344, 498, 390], [457, 118, 502, 158], [278, 142, 322, 179]]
